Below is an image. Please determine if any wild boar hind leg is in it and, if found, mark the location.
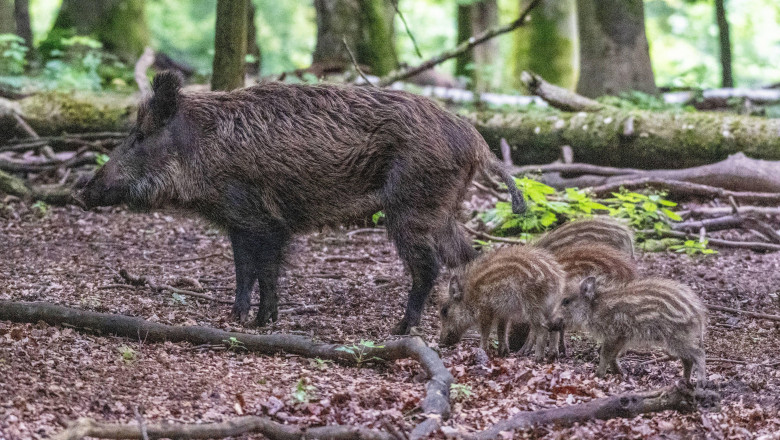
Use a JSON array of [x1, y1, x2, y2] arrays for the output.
[[229, 227, 290, 326]]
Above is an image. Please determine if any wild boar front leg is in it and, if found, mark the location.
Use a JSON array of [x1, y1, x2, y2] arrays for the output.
[[229, 227, 290, 326], [496, 318, 510, 357]]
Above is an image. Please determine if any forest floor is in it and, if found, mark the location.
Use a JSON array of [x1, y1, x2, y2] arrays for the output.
[[1, 195, 780, 439]]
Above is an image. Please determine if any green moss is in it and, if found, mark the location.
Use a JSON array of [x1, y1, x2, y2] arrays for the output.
[[19, 92, 134, 135], [357, 0, 397, 77]]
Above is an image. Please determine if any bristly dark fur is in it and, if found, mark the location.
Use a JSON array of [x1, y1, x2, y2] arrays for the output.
[[79, 72, 524, 333]]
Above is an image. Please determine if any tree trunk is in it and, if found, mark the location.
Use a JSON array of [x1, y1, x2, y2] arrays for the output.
[[0, 0, 14, 34], [455, 0, 499, 92], [715, 0, 733, 88], [48, 0, 149, 61], [211, 0, 248, 91], [312, 0, 397, 76], [455, 3, 473, 80], [246, 1, 261, 77], [13, 0, 31, 49], [575, 0, 656, 97], [512, 0, 578, 90]]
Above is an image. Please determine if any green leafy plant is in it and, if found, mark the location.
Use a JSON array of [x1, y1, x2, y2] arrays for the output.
[[117, 345, 137, 362], [311, 357, 332, 371], [603, 190, 681, 231], [31, 200, 49, 217], [222, 336, 247, 352], [95, 154, 110, 167], [291, 378, 316, 404], [450, 383, 472, 401], [170, 292, 187, 305], [336, 340, 384, 366], [0, 34, 28, 75], [668, 239, 717, 256], [372, 211, 385, 225]]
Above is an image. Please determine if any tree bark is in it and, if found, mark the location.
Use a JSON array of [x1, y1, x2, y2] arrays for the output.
[[513, 0, 578, 90], [246, 1, 261, 77], [48, 0, 149, 61], [0, 0, 14, 34], [575, 0, 656, 97], [455, 0, 499, 92], [13, 0, 31, 49], [212, 0, 248, 91], [312, 0, 397, 77], [715, 0, 733, 88]]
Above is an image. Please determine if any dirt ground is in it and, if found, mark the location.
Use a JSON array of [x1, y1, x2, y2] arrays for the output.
[[2, 198, 780, 439]]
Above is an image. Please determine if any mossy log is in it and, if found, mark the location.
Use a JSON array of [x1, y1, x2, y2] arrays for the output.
[[4, 91, 780, 169], [467, 108, 780, 169]]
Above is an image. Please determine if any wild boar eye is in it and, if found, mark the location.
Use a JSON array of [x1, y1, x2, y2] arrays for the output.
[[441, 306, 448, 317], [562, 298, 572, 307]]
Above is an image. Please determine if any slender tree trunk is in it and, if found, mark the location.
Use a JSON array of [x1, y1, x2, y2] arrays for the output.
[[576, 0, 656, 97], [246, 1, 261, 77], [455, 3, 473, 80], [513, 0, 578, 90], [13, 0, 31, 48], [212, 0, 248, 91], [48, 0, 148, 61], [312, 0, 397, 77], [0, 0, 15, 34], [715, 0, 733, 88]]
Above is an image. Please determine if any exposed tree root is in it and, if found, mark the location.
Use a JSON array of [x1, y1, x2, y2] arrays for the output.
[[589, 178, 780, 204], [469, 385, 720, 440], [53, 416, 394, 440], [0, 300, 453, 440]]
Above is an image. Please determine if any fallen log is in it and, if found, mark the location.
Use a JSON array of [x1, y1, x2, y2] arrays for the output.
[[0, 169, 77, 205], [524, 153, 780, 193], [54, 416, 393, 440], [0, 300, 453, 440], [642, 229, 780, 252], [470, 385, 719, 439], [470, 72, 780, 169]]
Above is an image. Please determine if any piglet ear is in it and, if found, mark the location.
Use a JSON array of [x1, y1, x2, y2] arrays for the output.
[[449, 275, 463, 300], [149, 71, 182, 123], [579, 276, 597, 301]]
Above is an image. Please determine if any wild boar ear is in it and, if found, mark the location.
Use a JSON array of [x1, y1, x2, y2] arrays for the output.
[[448, 275, 463, 300], [579, 276, 596, 300], [149, 71, 183, 124]]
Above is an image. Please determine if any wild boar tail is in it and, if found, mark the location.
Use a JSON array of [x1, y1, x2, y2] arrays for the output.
[[484, 159, 526, 215]]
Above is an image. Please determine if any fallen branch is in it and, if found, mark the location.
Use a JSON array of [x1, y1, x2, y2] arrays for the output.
[[641, 229, 780, 252], [513, 162, 643, 177], [0, 300, 453, 440], [470, 385, 719, 440], [520, 71, 603, 112], [706, 303, 780, 323], [134, 47, 155, 96], [377, 0, 541, 87], [0, 152, 96, 173], [53, 415, 393, 440], [679, 206, 780, 218], [0, 169, 77, 205], [590, 178, 780, 204], [463, 225, 525, 245], [671, 214, 746, 233]]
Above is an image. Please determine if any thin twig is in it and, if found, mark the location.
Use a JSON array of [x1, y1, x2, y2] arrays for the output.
[[391, 0, 422, 59], [343, 37, 376, 87], [377, 0, 542, 87], [158, 252, 231, 263], [706, 303, 780, 322], [346, 228, 387, 237], [641, 229, 780, 252], [12, 112, 39, 138], [133, 407, 149, 440], [463, 225, 525, 244]]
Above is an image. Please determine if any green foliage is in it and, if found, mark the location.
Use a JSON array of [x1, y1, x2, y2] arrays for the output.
[[170, 292, 186, 305], [117, 345, 137, 363], [372, 211, 385, 225], [291, 378, 317, 404], [95, 154, 110, 168], [41, 36, 133, 91], [31, 201, 49, 217], [336, 340, 384, 366], [668, 239, 717, 256], [0, 35, 28, 76], [602, 190, 681, 231], [450, 383, 472, 401], [222, 336, 247, 352], [478, 179, 682, 247]]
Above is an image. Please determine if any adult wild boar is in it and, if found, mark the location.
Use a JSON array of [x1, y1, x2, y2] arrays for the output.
[[78, 72, 524, 334]]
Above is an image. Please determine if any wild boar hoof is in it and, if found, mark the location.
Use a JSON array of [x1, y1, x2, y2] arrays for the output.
[[497, 344, 510, 357], [254, 305, 278, 327], [230, 304, 250, 323], [392, 319, 413, 335]]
